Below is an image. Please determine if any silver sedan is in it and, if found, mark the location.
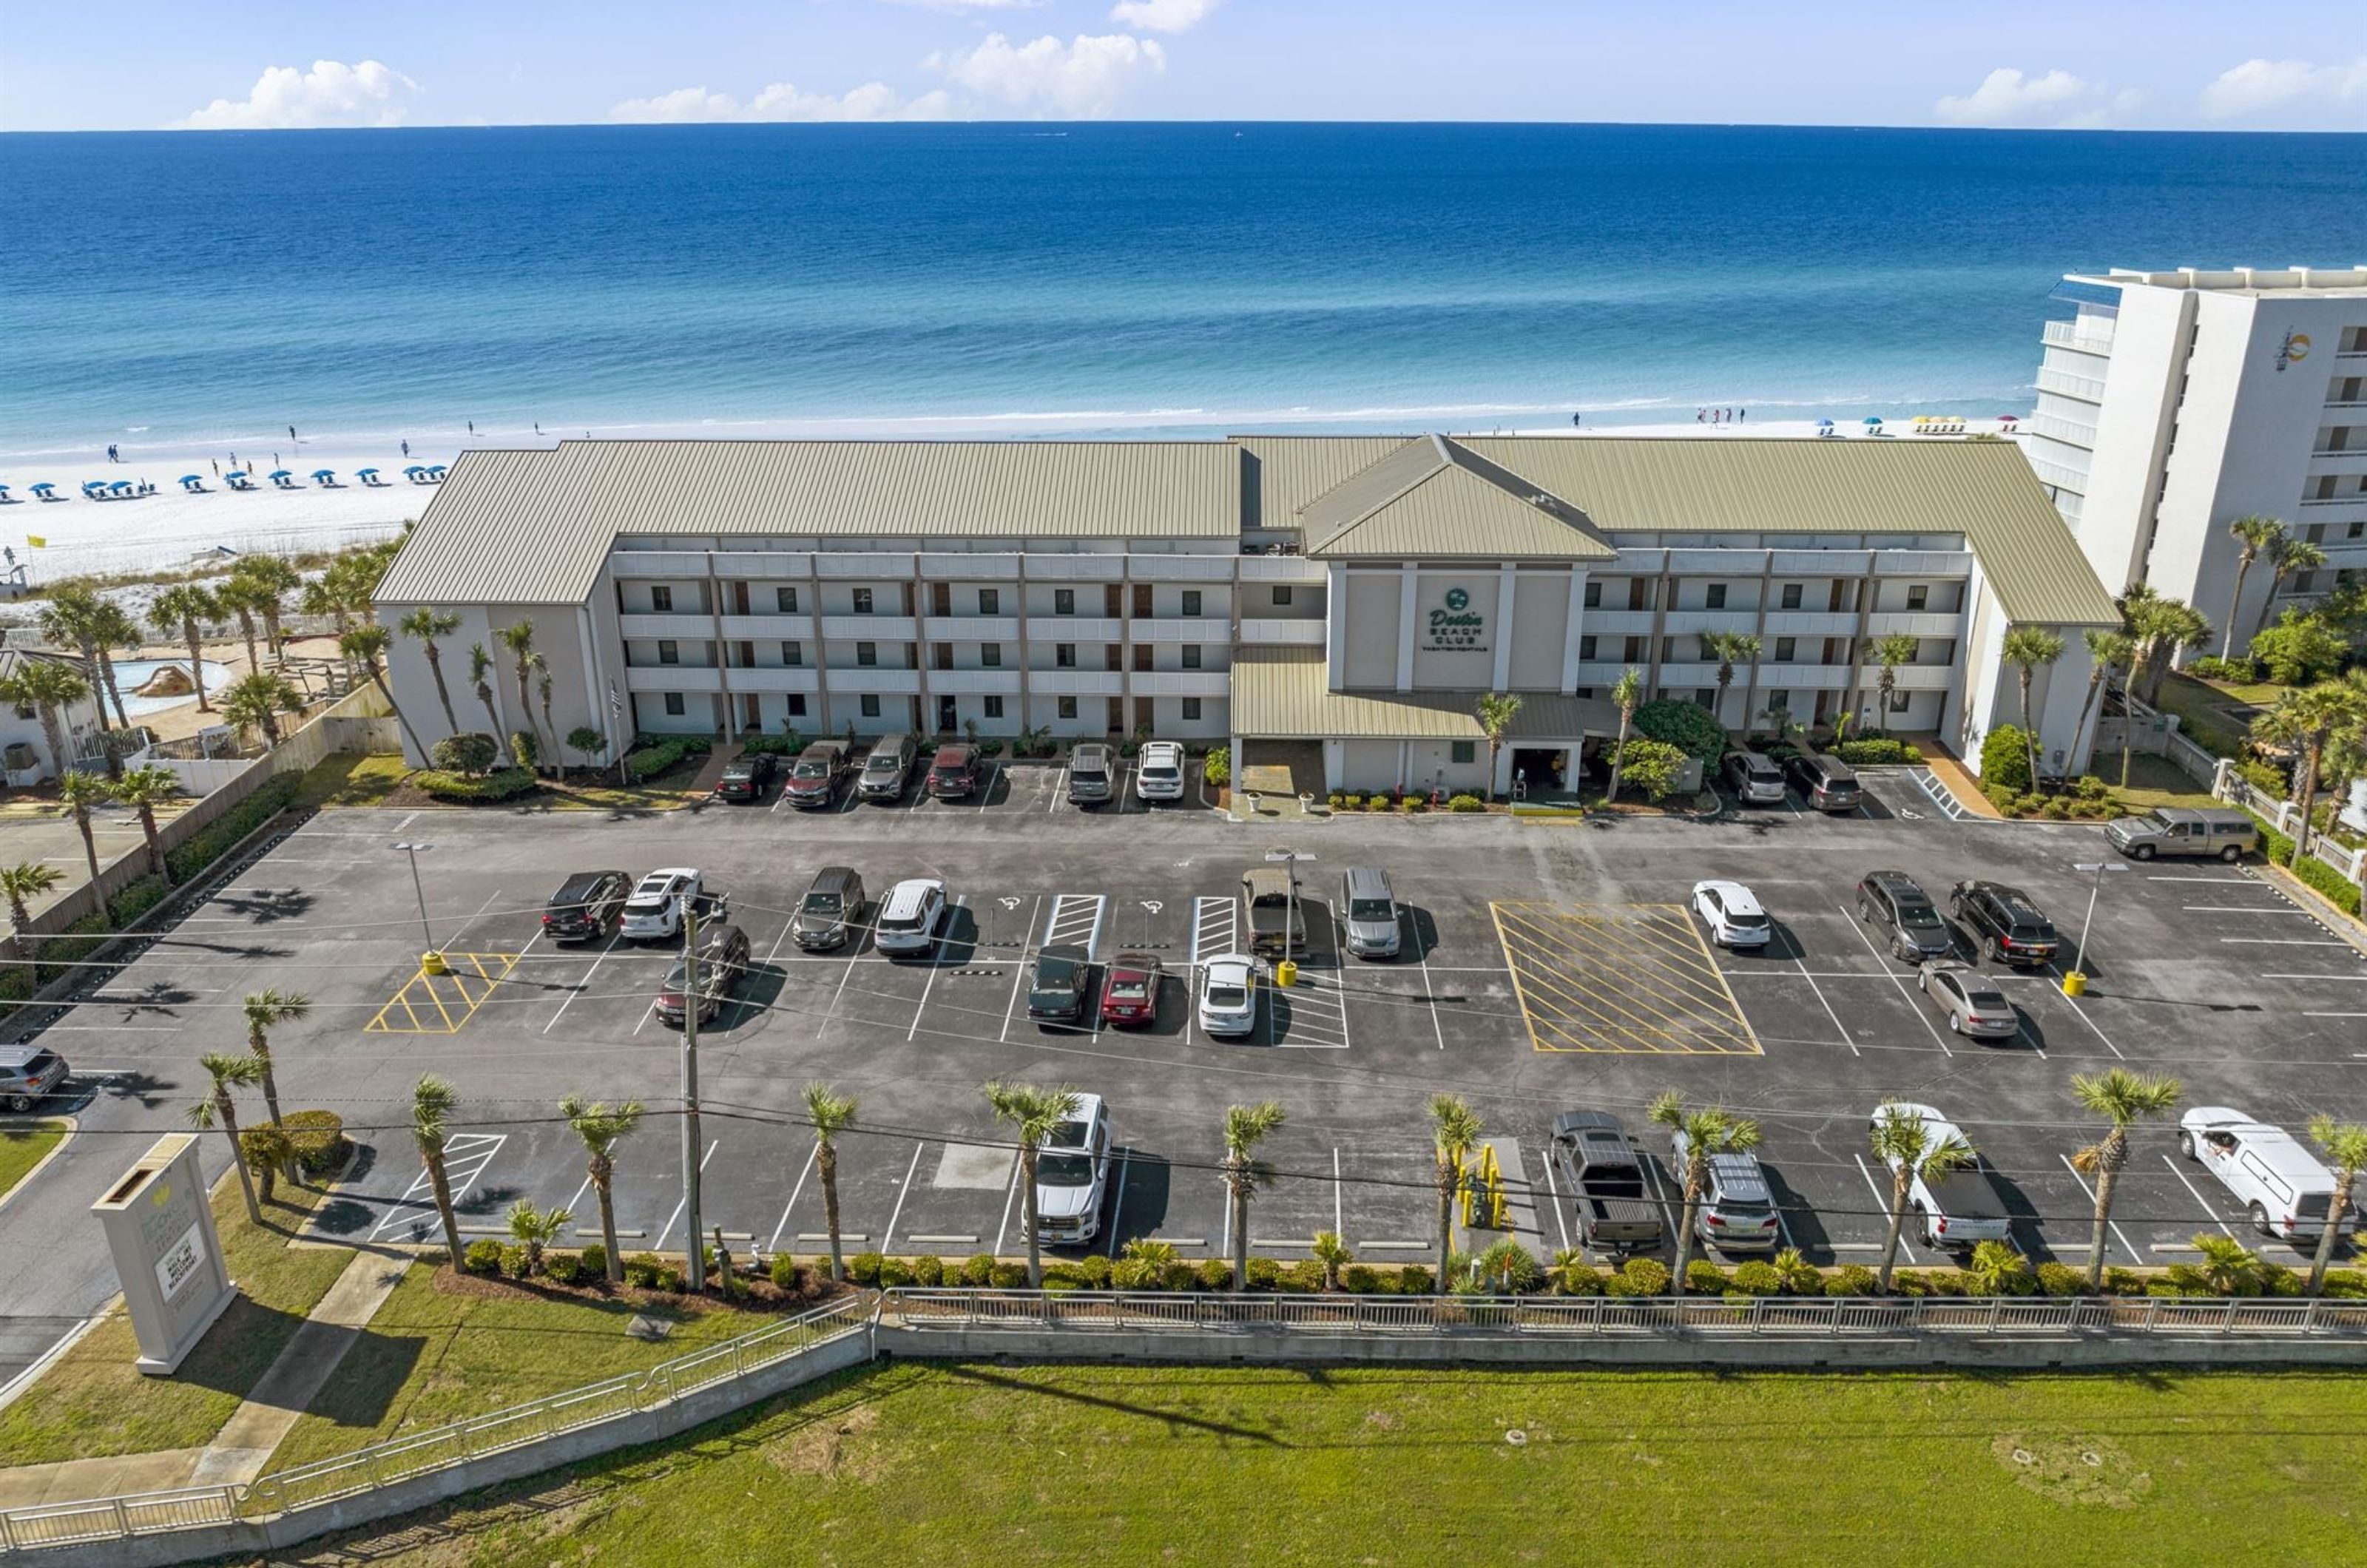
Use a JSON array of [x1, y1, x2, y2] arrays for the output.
[[1917, 959, 2019, 1041]]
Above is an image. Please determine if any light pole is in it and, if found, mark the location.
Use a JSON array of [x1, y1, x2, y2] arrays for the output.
[[678, 899, 705, 1294], [394, 842, 437, 971], [2064, 860, 2127, 996], [1263, 847, 1315, 983]]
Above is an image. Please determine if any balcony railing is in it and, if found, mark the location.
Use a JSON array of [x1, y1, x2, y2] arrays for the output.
[[2035, 365, 2107, 402], [1026, 615, 1122, 641], [1128, 618, 1229, 643], [2023, 413, 2098, 450], [2041, 319, 2115, 355], [1237, 618, 1327, 646], [618, 612, 717, 638]]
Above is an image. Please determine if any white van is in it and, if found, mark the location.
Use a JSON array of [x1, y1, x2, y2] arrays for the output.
[[2180, 1107, 2354, 1241]]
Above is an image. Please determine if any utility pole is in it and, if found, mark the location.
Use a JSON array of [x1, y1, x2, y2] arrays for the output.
[[679, 898, 704, 1292]]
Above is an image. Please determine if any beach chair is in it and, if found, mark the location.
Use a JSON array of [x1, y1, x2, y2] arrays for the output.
[[178, 475, 205, 493], [403, 464, 428, 482], [30, 482, 59, 501], [0, 485, 11, 504], [226, 471, 254, 491], [425, 464, 447, 481], [269, 470, 295, 490], [357, 467, 382, 486]]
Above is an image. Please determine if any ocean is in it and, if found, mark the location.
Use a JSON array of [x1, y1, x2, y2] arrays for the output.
[[2, 122, 2363, 460]]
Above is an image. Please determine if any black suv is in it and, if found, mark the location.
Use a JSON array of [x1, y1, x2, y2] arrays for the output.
[[1855, 870, 1953, 961], [713, 751, 779, 803], [543, 871, 630, 942], [1948, 880, 2060, 967]]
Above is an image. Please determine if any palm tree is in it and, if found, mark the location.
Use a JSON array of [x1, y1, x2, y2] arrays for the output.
[[1219, 1100, 1287, 1291], [1427, 1093, 1484, 1292], [496, 622, 543, 763], [536, 663, 557, 771], [2254, 536, 2328, 640], [37, 586, 114, 742], [1868, 1103, 1973, 1293], [2068, 1068, 2184, 1291], [1311, 1229, 1351, 1292], [411, 1074, 468, 1264], [85, 599, 143, 734], [2071, 629, 2135, 787], [300, 575, 355, 640], [399, 608, 463, 734], [0, 862, 65, 981], [982, 1079, 1081, 1288], [0, 657, 91, 778], [213, 575, 269, 672], [220, 670, 305, 748], [560, 1094, 644, 1285], [1861, 634, 1919, 733], [2222, 516, 2289, 658], [2306, 1117, 2367, 1296], [504, 1199, 574, 1276], [1649, 1091, 1762, 1296], [2124, 591, 2212, 706], [240, 987, 309, 1132], [340, 625, 426, 760], [1701, 631, 1761, 730], [111, 766, 180, 880], [55, 771, 110, 891], [803, 1083, 859, 1283], [2254, 682, 2363, 857], [468, 643, 502, 737], [1473, 693, 1522, 802], [2001, 625, 2067, 791], [231, 555, 300, 650], [188, 1051, 267, 1224], [1603, 668, 1644, 805], [149, 584, 221, 712], [2185, 1233, 2268, 1297]]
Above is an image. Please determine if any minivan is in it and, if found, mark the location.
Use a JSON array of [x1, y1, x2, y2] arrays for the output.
[[1338, 865, 1402, 959], [2107, 806, 2258, 863], [1723, 749, 1787, 806], [1783, 751, 1861, 813], [859, 734, 920, 802], [790, 866, 865, 951]]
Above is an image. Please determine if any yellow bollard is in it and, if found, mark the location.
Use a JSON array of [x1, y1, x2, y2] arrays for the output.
[[1274, 959, 1298, 989], [421, 950, 450, 976], [2061, 970, 2087, 998]]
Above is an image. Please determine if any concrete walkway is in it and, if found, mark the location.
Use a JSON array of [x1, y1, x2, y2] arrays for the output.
[[0, 1247, 407, 1507]]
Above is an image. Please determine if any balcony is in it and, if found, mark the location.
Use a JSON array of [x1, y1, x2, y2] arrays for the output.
[[919, 553, 1021, 580], [1027, 670, 1126, 697], [1023, 555, 1127, 582], [1237, 618, 1327, 646], [608, 550, 711, 578], [1026, 616, 1121, 641], [1888, 664, 1955, 692], [1871, 551, 1973, 578], [1127, 671, 1231, 697], [1769, 549, 1872, 575], [623, 665, 723, 694], [1665, 549, 1767, 573], [2041, 319, 2115, 356], [2025, 412, 2099, 450], [1761, 611, 1859, 637], [1129, 617, 1229, 643], [1864, 611, 1962, 637], [820, 615, 918, 641], [722, 667, 820, 695], [921, 615, 1019, 641], [1237, 554, 1328, 584], [718, 614, 811, 638], [1130, 554, 1238, 582], [1662, 609, 1760, 635], [709, 552, 814, 579], [926, 669, 1024, 696], [2025, 454, 2093, 495], [618, 612, 715, 638], [825, 668, 923, 695], [1571, 662, 1638, 686], [1578, 609, 1658, 634], [814, 553, 916, 578], [2035, 365, 2107, 403], [1755, 663, 1854, 689]]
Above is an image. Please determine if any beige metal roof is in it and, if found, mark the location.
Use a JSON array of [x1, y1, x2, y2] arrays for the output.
[[1232, 647, 1618, 740], [1232, 435, 1407, 523], [1296, 434, 1615, 561], [376, 438, 1243, 606]]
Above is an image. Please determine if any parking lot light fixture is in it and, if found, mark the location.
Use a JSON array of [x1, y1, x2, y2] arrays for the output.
[[1263, 848, 1315, 976], [2064, 862, 2127, 995], [394, 842, 436, 966]]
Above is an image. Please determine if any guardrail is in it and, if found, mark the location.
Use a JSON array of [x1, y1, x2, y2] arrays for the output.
[[2213, 763, 2367, 886]]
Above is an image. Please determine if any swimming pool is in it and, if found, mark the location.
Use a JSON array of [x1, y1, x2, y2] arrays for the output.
[[109, 659, 234, 718]]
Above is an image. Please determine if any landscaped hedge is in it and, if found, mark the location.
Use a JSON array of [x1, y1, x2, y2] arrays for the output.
[[2246, 811, 2366, 917], [1830, 737, 1917, 766], [0, 872, 180, 1005], [279, 1109, 349, 1174], [739, 732, 805, 756], [1632, 699, 1726, 761], [1979, 724, 2032, 794], [166, 774, 301, 883], [416, 767, 537, 802], [623, 736, 708, 782]]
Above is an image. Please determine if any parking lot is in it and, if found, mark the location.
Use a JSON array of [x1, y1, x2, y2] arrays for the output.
[[4, 757, 2361, 1362]]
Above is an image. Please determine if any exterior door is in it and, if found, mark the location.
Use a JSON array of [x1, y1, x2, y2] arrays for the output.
[[936, 696, 958, 733]]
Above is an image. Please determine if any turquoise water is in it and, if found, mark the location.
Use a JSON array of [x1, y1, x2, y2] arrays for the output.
[[1, 124, 2362, 457]]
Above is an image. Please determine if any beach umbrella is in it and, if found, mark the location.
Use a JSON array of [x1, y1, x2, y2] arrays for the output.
[[1862, 416, 1883, 427], [30, 482, 55, 496], [357, 467, 379, 480], [426, 464, 447, 478], [311, 468, 336, 482], [268, 469, 291, 480], [403, 464, 425, 476], [1814, 418, 1834, 428], [179, 475, 201, 485], [1997, 413, 2019, 424]]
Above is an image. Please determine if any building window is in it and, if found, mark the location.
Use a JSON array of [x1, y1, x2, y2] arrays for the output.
[[1705, 584, 1727, 609], [979, 588, 1001, 615], [982, 643, 1002, 668], [1584, 580, 1601, 608], [1661, 637, 1679, 662], [1182, 589, 1203, 616], [2290, 571, 2318, 595], [650, 585, 673, 612], [1182, 646, 1203, 669], [860, 695, 881, 719], [1628, 578, 1650, 610], [776, 586, 799, 613], [1055, 588, 1076, 615], [985, 695, 1004, 719], [1906, 584, 1928, 610], [2349, 521, 2364, 539], [1451, 741, 1476, 765], [1888, 688, 1910, 714], [1624, 636, 1647, 662], [1774, 638, 1796, 663], [787, 694, 807, 717], [1058, 696, 1078, 719], [1182, 697, 1202, 720], [1578, 635, 1597, 660], [657, 640, 680, 666], [1694, 689, 1717, 711], [1780, 584, 1803, 610], [783, 641, 803, 666], [1133, 644, 1152, 672], [1056, 643, 1077, 669], [1274, 586, 1292, 606], [852, 588, 874, 614], [857, 641, 878, 667], [663, 693, 685, 716]]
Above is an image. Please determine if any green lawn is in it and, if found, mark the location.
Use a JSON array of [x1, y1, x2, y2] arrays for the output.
[[0, 1177, 351, 1464], [2150, 672, 2273, 758], [2104, 754, 2221, 813], [266, 1268, 767, 1473], [0, 1118, 67, 1201], [294, 753, 411, 808], [300, 1362, 2367, 1567]]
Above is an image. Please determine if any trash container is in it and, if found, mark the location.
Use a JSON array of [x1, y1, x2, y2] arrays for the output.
[[1274, 959, 1298, 989], [2061, 970, 2087, 998], [422, 950, 450, 976]]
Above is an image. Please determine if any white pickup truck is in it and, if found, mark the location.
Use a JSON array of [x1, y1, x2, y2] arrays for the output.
[[1874, 1101, 2010, 1251], [620, 868, 727, 941]]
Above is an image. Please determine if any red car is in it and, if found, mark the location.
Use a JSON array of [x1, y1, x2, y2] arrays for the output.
[[926, 743, 984, 800], [1099, 951, 1163, 1027]]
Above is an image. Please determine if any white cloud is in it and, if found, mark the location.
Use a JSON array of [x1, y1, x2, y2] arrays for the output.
[[877, 0, 1041, 10], [928, 33, 1165, 116], [2199, 56, 2367, 119], [1110, 0, 1219, 33], [609, 81, 955, 123], [178, 59, 420, 130], [1933, 67, 2138, 129]]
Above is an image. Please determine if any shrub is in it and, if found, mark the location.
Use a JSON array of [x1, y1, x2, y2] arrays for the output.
[[2288, 854, 2364, 917], [276, 1109, 348, 1174], [1602, 1274, 1647, 1299], [652, 1264, 686, 1294], [414, 767, 536, 802], [987, 1262, 1028, 1289], [508, 728, 539, 771], [1831, 736, 1917, 766], [877, 1258, 914, 1288], [430, 731, 501, 776], [2248, 613, 2348, 686], [910, 1254, 945, 1288], [2260, 1263, 2303, 1297], [2036, 1262, 2088, 1298], [1621, 1257, 1671, 1296], [1327, 792, 1343, 808], [1246, 1257, 1283, 1291], [1825, 1263, 1876, 1297], [959, 1254, 996, 1286], [2187, 655, 2257, 683], [2102, 1267, 2147, 1297], [1340, 1263, 1381, 1294], [499, 1243, 533, 1280], [1613, 737, 1689, 802], [2237, 757, 2289, 797], [1394, 1263, 1434, 1295], [624, 737, 698, 783], [166, 774, 301, 882], [1196, 1258, 1234, 1291], [769, 1254, 803, 1291], [106, 875, 172, 927], [237, 1124, 293, 1194], [1633, 699, 1726, 761], [1772, 1248, 1822, 1295], [578, 1243, 607, 1282], [463, 1239, 505, 1275], [1280, 1260, 1326, 1293], [622, 1254, 661, 1288], [848, 1251, 885, 1286], [1111, 1259, 1158, 1290], [1076, 1254, 1112, 1288], [2321, 1268, 2367, 1300], [1684, 1259, 1731, 1295], [1447, 792, 1485, 812], [1731, 1260, 1784, 1297], [1162, 1260, 1204, 1293], [1979, 724, 2032, 793], [543, 1251, 584, 1286], [1203, 746, 1231, 786], [1553, 1261, 1605, 1297]]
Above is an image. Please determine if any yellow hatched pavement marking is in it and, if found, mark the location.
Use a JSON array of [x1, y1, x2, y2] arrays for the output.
[[1490, 902, 1761, 1056], [365, 953, 523, 1035]]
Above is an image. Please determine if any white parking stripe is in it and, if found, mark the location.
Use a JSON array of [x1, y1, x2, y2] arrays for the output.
[[2184, 905, 2317, 915], [1852, 1154, 1917, 1266], [1107, 1149, 1132, 1258], [909, 895, 966, 1041], [1792, 956, 1862, 1058], [768, 1140, 821, 1257], [993, 1150, 1023, 1255], [543, 931, 622, 1035], [1836, 902, 1948, 1058], [2159, 1152, 2236, 1240], [879, 1142, 925, 1254], [2222, 938, 2354, 946], [1539, 1149, 1570, 1254], [653, 1138, 720, 1251], [368, 1133, 505, 1243], [999, 894, 1045, 1044], [2056, 1154, 2141, 1267]]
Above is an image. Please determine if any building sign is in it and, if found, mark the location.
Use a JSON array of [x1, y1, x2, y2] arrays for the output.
[[93, 1134, 237, 1375], [2275, 329, 2310, 373], [1426, 585, 1488, 652]]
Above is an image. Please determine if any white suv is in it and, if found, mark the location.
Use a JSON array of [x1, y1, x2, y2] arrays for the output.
[[874, 878, 948, 956], [1691, 879, 1772, 949], [2180, 1106, 2354, 1242], [621, 868, 700, 940], [1135, 741, 1186, 802]]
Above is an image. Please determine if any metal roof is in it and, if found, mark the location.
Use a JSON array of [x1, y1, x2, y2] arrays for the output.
[[1297, 434, 1615, 561], [1232, 436, 1407, 522], [376, 439, 1243, 606], [1232, 646, 1618, 740]]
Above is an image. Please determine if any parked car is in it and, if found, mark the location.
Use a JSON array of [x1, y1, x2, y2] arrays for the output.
[[1870, 1101, 2008, 1250], [926, 744, 984, 800], [784, 742, 851, 809], [0, 1044, 67, 1112], [1722, 749, 1786, 806], [712, 751, 778, 803], [621, 868, 712, 941], [1783, 751, 1862, 813], [2180, 1106, 2357, 1242], [1948, 881, 2059, 968], [1243, 866, 1307, 957], [2107, 805, 2258, 862], [1338, 865, 1402, 959], [789, 866, 865, 952], [1135, 740, 1186, 802], [1854, 870, 1954, 962], [1667, 1128, 1780, 1252], [1027, 944, 1096, 1026], [1549, 1110, 1664, 1253], [874, 877, 948, 956], [1691, 879, 1772, 949], [1068, 743, 1115, 805], [1917, 959, 2019, 1041], [1033, 1093, 1113, 1246], [541, 870, 629, 943], [1197, 953, 1259, 1038], [1099, 952, 1163, 1027], [655, 923, 752, 1026], [859, 733, 920, 802]]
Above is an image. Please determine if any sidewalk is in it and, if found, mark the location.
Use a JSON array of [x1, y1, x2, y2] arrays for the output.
[[1917, 751, 2004, 820]]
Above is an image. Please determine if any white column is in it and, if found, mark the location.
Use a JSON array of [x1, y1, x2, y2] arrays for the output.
[[1560, 570, 1587, 695], [1395, 565, 1419, 692], [1326, 564, 1347, 689], [1489, 564, 1516, 692]]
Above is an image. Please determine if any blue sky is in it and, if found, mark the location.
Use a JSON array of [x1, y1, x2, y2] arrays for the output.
[[2, 1, 2361, 132]]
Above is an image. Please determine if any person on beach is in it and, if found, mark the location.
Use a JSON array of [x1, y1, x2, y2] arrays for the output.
[[211, 459, 219, 478], [1570, 413, 1581, 428], [467, 420, 475, 435], [1740, 408, 1747, 422], [1696, 408, 1704, 423], [401, 439, 410, 458], [107, 444, 119, 463], [288, 425, 297, 444]]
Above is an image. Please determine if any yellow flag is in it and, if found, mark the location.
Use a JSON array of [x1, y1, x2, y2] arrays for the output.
[[24, 536, 44, 548]]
